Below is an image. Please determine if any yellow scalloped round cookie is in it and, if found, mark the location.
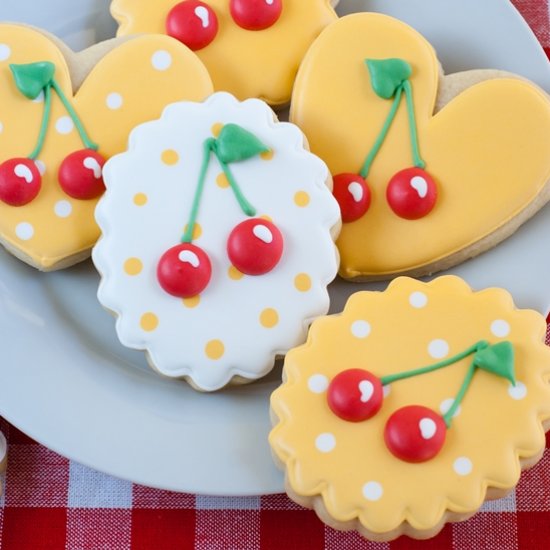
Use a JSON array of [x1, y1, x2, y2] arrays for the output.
[[290, 13, 550, 280], [0, 24, 213, 270], [111, 0, 338, 106], [270, 276, 550, 541]]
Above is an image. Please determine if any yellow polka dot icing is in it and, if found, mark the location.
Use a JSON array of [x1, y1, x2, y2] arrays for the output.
[[0, 24, 212, 271], [290, 13, 550, 280], [270, 276, 550, 540], [111, 0, 338, 106], [93, 92, 341, 391]]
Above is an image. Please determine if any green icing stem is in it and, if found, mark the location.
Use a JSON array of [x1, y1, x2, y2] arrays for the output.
[[380, 340, 488, 386], [443, 362, 476, 428], [28, 84, 52, 160], [402, 80, 426, 169], [182, 139, 213, 244], [51, 79, 98, 151], [359, 85, 403, 179]]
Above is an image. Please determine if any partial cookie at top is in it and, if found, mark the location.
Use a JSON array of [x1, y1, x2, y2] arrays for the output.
[[0, 24, 213, 271], [93, 92, 341, 392], [270, 276, 550, 541], [291, 13, 550, 280], [111, 0, 338, 106]]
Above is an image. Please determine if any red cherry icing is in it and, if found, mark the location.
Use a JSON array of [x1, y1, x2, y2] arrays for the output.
[[58, 149, 106, 200], [386, 167, 437, 220], [384, 405, 446, 462], [332, 173, 371, 223], [230, 0, 283, 31], [166, 1, 219, 51], [0, 158, 42, 206], [327, 369, 383, 422], [157, 243, 212, 298], [227, 218, 283, 275]]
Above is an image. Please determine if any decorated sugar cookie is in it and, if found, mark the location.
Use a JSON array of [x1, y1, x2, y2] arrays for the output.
[[291, 13, 550, 280], [93, 92, 341, 391], [270, 276, 550, 541], [0, 24, 213, 270], [110, 0, 339, 106]]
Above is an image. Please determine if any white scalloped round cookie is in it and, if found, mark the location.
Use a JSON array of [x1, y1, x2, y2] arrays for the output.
[[93, 92, 341, 391]]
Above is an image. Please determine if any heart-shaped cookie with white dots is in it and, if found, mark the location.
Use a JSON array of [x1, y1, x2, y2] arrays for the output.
[[0, 24, 213, 270], [290, 13, 550, 280], [111, 0, 339, 106]]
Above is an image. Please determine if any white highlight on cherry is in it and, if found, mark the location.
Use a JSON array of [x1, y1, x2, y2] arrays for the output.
[[362, 481, 383, 501], [14, 164, 33, 183], [508, 381, 527, 400], [351, 320, 371, 339], [315, 433, 336, 453], [179, 250, 200, 268], [83, 157, 102, 179], [410, 176, 428, 198], [0, 44, 11, 61], [151, 50, 172, 71], [54, 200, 72, 218], [439, 398, 461, 418], [359, 380, 374, 403], [348, 181, 364, 203], [34, 160, 46, 175], [453, 457, 473, 476], [428, 339, 449, 359], [491, 319, 510, 338], [409, 291, 428, 309], [56, 116, 74, 134], [253, 224, 273, 244], [308, 374, 329, 394], [419, 418, 437, 440], [106, 92, 123, 110], [15, 222, 34, 241], [195, 6, 210, 27]]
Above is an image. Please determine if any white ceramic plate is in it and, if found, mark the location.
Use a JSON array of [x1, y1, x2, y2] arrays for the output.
[[0, 0, 549, 496]]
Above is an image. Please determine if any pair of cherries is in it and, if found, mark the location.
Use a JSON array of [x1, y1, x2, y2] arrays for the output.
[[0, 149, 106, 207], [167, 0, 283, 51], [158, 218, 284, 298]]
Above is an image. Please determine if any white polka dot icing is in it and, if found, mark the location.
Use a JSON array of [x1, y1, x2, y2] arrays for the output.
[[151, 50, 172, 71], [54, 200, 72, 218], [106, 92, 123, 110], [55, 116, 74, 134], [453, 457, 473, 476], [308, 374, 329, 394], [409, 291, 428, 308], [508, 381, 527, 400], [93, 93, 340, 391], [316, 433, 336, 453], [491, 319, 510, 338], [428, 339, 449, 359], [362, 481, 383, 501], [0, 44, 11, 61], [15, 222, 34, 241], [351, 320, 371, 339]]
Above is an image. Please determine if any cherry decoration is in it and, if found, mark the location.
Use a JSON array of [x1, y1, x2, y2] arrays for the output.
[[384, 405, 446, 463], [230, 0, 283, 31], [386, 167, 437, 220], [227, 218, 283, 275], [157, 243, 212, 298], [332, 173, 371, 223], [327, 369, 384, 422], [58, 149, 106, 200], [0, 158, 42, 206], [166, 1, 219, 51]]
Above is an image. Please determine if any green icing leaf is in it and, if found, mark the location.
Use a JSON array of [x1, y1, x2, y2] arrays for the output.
[[366, 58, 412, 99], [215, 124, 270, 164], [10, 62, 55, 100], [473, 341, 515, 384]]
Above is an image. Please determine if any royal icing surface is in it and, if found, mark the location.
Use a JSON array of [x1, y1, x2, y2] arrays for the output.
[[93, 92, 340, 391], [290, 13, 550, 279], [111, 0, 338, 105], [0, 24, 213, 270], [270, 276, 550, 539]]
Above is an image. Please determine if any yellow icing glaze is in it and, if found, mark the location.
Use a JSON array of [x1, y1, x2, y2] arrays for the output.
[[270, 276, 550, 537], [0, 24, 213, 270], [111, 0, 337, 105], [290, 14, 550, 279]]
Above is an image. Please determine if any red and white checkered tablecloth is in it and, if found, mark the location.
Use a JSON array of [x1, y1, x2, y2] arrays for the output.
[[1, 1, 550, 548]]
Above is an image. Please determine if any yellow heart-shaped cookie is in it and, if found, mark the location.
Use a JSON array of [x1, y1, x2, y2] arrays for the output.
[[291, 13, 550, 280], [0, 25, 213, 270], [111, 0, 338, 106]]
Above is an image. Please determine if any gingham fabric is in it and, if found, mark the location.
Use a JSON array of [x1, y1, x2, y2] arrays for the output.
[[1, 1, 550, 548]]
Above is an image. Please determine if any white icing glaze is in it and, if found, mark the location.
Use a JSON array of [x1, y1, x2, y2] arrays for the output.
[[93, 92, 340, 391]]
